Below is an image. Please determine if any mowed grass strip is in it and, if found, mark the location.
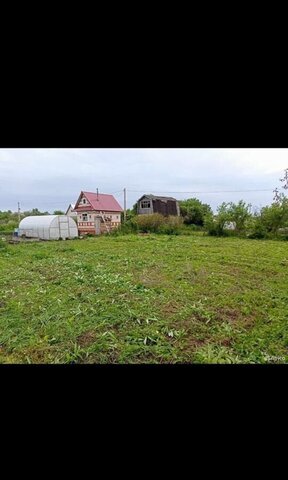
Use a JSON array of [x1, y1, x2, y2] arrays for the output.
[[0, 235, 288, 364]]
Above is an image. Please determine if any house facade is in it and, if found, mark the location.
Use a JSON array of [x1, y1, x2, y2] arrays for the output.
[[73, 191, 123, 235], [137, 195, 180, 216]]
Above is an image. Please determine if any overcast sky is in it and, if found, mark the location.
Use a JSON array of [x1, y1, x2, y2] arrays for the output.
[[0, 148, 287, 213]]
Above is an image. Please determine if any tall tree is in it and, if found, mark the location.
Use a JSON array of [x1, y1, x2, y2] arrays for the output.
[[179, 198, 212, 226]]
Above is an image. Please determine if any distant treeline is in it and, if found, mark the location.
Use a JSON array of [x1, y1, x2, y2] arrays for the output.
[[0, 209, 64, 233]]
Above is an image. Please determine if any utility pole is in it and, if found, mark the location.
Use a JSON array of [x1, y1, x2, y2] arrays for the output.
[[18, 202, 21, 223], [124, 188, 127, 222]]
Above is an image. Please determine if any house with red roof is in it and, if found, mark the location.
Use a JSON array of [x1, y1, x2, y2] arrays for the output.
[[73, 191, 123, 235]]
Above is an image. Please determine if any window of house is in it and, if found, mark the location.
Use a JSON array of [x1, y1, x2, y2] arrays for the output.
[[82, 214, 88, 221], [82, 198, 86, 204], [141, 200, 151, 209]]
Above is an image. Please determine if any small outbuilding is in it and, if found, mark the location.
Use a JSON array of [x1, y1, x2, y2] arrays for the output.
[[65, 203, 77, 219], [18, 215, 78, 240], [223, 221, 236, 230], [137, 195, 180, 216]]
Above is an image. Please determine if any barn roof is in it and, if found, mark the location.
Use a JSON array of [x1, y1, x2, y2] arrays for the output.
[[138, 194, 178, 203], [75, 191, 123, 212]]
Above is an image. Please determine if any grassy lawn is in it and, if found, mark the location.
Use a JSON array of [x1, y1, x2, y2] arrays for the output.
[[0, 234, 288, 364]]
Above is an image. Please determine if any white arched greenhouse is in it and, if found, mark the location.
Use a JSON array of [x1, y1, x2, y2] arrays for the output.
[[18, 215, 78, 240]]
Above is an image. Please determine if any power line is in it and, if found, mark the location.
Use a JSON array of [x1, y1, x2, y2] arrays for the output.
[[126, 189, 273, 194]]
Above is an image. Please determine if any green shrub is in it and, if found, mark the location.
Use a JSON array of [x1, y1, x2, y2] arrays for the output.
[[0, 223, 17, 233], [121, 221, 139, 234], [204, 215, 227, 236], [112, 218, 202, 237], [177, 224, 204, 235], [246, 217, 267, 239], [133, 214, 183, 234], [179, 198, 212, 226], [244, 199, 288, 240], [204, 201, 252, 237], [188, 224, 204, 231], [228, 200, 252, 233], [133, 214, 166, 233], [158, 216, 183, 235], [260, 201, 288, 234], [109, 220, 138, 236]]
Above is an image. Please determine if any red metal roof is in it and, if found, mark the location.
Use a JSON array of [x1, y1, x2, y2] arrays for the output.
[[74, 191, 123, 212]]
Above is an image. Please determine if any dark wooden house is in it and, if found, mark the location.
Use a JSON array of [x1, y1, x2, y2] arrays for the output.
[[137, 195, 180, 216]]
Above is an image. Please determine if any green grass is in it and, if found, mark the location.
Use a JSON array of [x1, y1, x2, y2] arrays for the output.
[[0, 234, 288, 364]]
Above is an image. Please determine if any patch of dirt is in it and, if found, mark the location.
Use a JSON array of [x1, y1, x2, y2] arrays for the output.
[[184, 336, 207, 349], [171, 316, 202, 330], [77, 330, 97, 347], [21, 347, 48, 363], [169, 318, 209, 345], [215, 308, 241, 323], [219, 338, 233, 347], [127, 350, 158, 363], [238, 315, 256, 328], [105, 350, 120, 363], [0, 342, 16, 357], [161, 301, 181, 317], [214, 307, 256, 329], [213, 308, 257, 334], [82, 349, 120, 364]]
